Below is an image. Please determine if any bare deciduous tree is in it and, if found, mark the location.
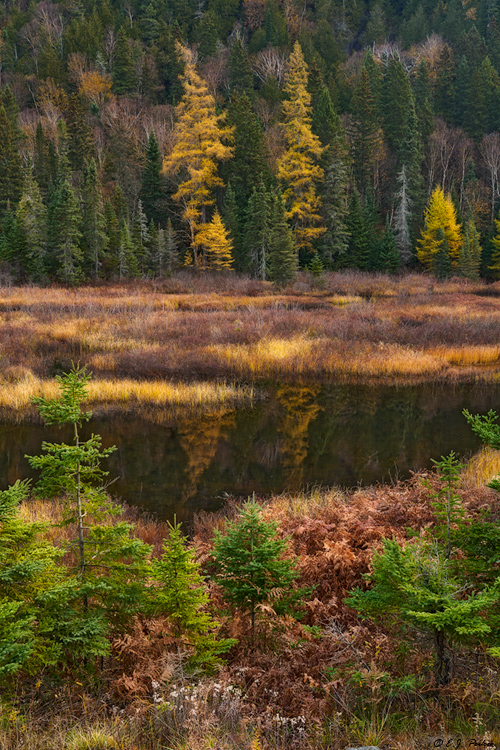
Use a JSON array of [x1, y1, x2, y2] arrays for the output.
[[480, 132, 500, 221]]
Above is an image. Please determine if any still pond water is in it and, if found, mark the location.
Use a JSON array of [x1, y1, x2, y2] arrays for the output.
[[2, 381, 500, 523]]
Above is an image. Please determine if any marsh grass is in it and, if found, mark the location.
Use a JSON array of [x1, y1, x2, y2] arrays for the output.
[[0, 371, 255, 420], [0, 274, 498, 394]]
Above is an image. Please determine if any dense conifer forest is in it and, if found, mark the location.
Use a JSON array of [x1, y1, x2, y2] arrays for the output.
[[2, 0, 500, 281]]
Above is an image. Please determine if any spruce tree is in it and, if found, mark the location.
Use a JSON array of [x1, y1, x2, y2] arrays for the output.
[[81, 159, 108, 279], [113, 29, 136, 95], [117, 220, 139, 279], [0, 105, 22, 218], [150, 520, 235, 670], [226, 93, 272, 215], [268, 192, 298, 286], [347, 189, 372, 271], [459, 214, 482, 279], [228, 39, 254, 98], [377, 219, 400, 274], [27, 366, 151, 657], [349, 69, 382, 195], [154, 219, 180, 276], [16, 169, 48, 282], [244, 181, 272, 279], [435, 44, 456, 122], [65, 94, 94, 172], [213, 501, 302, 637], [0, 480, 62, 679], [222, 181, 242, 269], [47, 177, 83, 284], [381, 55, 413, 152]]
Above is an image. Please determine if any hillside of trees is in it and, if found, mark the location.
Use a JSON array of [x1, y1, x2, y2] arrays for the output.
[[1, 0, 500, 282]]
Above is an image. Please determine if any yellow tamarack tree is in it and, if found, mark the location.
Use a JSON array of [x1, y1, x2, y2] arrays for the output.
[[417, 186, 462, 270], [199, 210, 234, 270], [162, 44, 233, 268], [276, 42, 325, 254]]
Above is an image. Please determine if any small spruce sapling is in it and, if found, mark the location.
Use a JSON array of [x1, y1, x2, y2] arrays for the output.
[[27, 365, 151, 660], [346, 452, 496, 685], [150, 519, 235, 671], [212, 501, 304, 639]]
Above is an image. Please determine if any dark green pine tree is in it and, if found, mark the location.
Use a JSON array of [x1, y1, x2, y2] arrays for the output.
[[413, 59, 434, 145], [347, 189, 372, 271], [363, 50, 384, 119], [243, 181, 272, 279], [486, 12, 500, 71], [222, 181, 242, 270], [458, 24, 488, 68], [104, 200, 120, 278], [434, 44, 456, 122], [0, 105, 23, 219], [213, 501, 302, 637], [381, 54, 413, 152], [194, 11, 219, 59], [163, 219, 181, 275], [47, 178, 83, 284], [441, 0, 468, 44], [113, 30, 136, 96], [1, 86, 23, 153], [318, 130, 351, 269], [117, 220, 139, 280], [16, 169, 48, 282], [0, 207, 21, 269], [151, 519, 234, 670], [349, 69, 381, 196], [81, 159, 108, 279], [377, 218, 400, 274], [228, 39, 254, 98], [268, 192, 298, 286], [226, 94, 272, 214], [311, 85, 342, 148], [65, 94, 94, 173], [398, 96, 425, 234], [401, 4, 429, 46], [141, 130, 164, 226], [112, 185, 128, 225], [454, 55, 471, 128], [152, 23, 185, 105]]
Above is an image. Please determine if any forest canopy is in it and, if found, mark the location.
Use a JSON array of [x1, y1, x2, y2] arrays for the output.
[[1, 0, 500, 281]]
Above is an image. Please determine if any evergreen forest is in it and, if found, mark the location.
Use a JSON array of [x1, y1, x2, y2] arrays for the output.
[[1, 0, 500, 280]]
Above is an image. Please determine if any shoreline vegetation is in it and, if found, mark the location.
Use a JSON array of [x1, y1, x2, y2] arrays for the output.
[[1, 273, 500, 421], [8, 450, 500, 750]]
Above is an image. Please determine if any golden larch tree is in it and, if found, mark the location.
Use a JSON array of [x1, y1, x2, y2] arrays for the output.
[[162, 44, 233, 267], [276, 41, 325, 253], [417, 186, 462, 269], [200, 210, 234, 270]]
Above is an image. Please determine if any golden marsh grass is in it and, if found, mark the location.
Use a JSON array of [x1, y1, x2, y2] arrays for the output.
[[0, 274, 499, 400]]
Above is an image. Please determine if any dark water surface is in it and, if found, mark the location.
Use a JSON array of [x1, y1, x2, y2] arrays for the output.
[[2, 381, 500, 523]]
